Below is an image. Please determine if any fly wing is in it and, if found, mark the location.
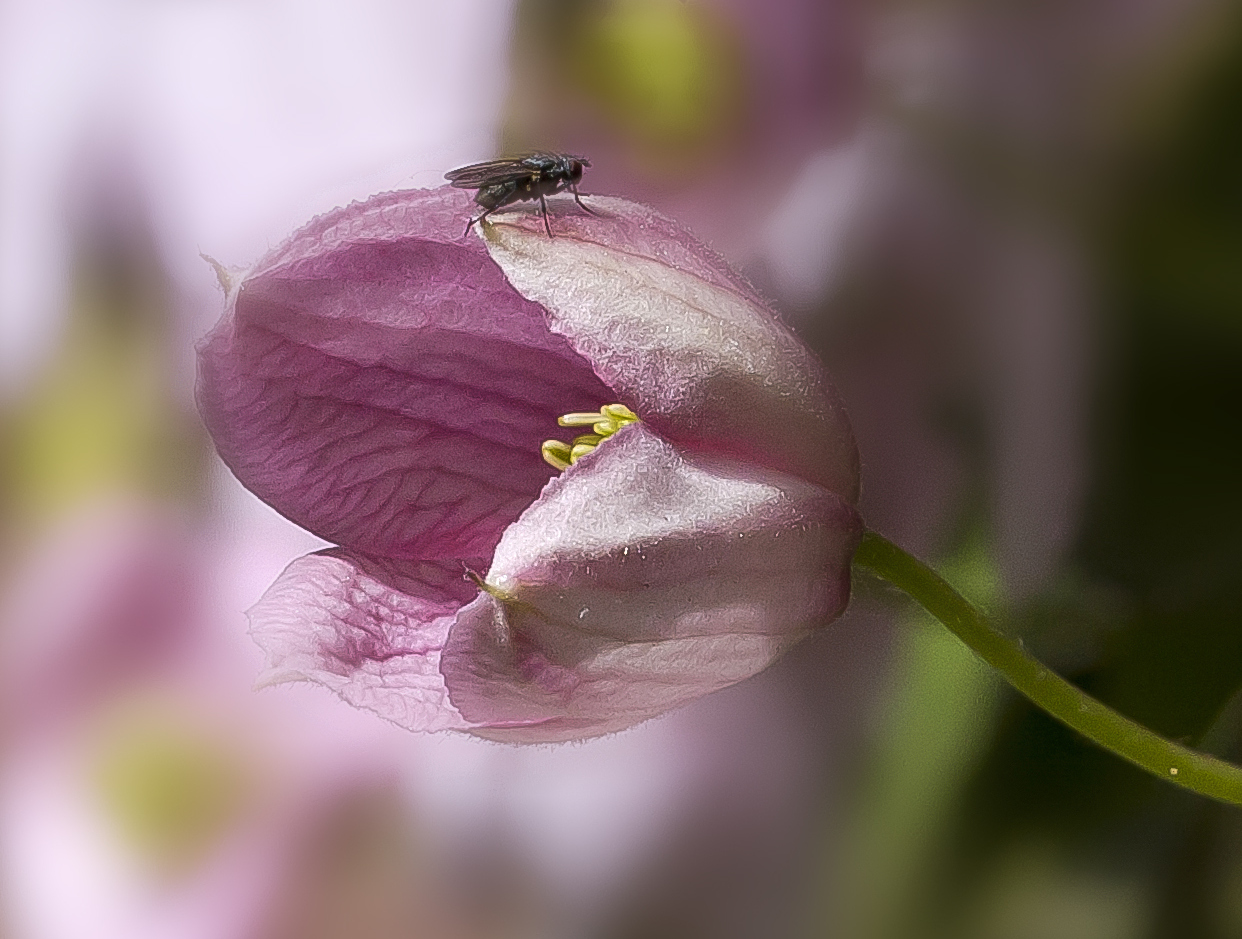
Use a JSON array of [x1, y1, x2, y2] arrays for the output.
[[444, 158, 535, 188]]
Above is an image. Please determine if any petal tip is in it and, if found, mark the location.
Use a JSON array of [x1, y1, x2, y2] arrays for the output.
[[252, 667, 308, 691]]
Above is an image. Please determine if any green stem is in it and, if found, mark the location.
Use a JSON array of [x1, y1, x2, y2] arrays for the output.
[[853, 529, 1242, 807]]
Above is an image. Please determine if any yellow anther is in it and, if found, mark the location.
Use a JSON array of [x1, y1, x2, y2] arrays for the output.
[[602, 404, 637, 421], [558, 412, 606, 427], [542, 403, 640, 471], [541, 440, 573, 471], [466, 568, 513, 601]]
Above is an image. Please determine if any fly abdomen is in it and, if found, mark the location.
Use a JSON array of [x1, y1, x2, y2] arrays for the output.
[[474, 182, 518, 211]]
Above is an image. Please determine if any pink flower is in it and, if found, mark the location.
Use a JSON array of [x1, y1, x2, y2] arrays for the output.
[[198, 187, 861, 743]]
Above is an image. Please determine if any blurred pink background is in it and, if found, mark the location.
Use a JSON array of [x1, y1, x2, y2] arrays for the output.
[[4, 0, 1242, 937]]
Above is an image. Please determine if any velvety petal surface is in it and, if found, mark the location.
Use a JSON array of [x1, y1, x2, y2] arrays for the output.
[[482, 199, 860, 502], [441, 423, 862, 743], [204, 185, 866, 743], [199, 187, 615, 560], [248, 550, 482, 733]]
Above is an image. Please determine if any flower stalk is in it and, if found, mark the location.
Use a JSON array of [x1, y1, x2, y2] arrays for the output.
[[854, 529, 1242, 806]]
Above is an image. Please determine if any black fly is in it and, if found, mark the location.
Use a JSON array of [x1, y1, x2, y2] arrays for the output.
[[445, 152, 594, 237]]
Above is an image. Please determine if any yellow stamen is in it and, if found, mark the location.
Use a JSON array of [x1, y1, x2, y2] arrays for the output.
[[466, 568, 513, 601], [558, 412, 608, 427], [603, 404, 637, 420], [541, 440, 573, 471], [542, 404, 639, 471], [569, 443, 596, 463]]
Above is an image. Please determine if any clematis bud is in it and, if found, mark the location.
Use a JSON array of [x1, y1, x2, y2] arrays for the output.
[[198, 188, 862, 742]]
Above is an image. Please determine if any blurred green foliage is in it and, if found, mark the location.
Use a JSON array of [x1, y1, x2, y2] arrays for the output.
[[835, 542, 1004, 939], [506, 0, 746, 171], [91, 702, 251, 874], [567, 0, 742, 152], [0, 206, 206, 544], [837, 5, 1242, 939], [777, 0, 1242, 934]]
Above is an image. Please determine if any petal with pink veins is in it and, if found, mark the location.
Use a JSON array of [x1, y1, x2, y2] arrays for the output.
[[202, 185, 864, 742], [482, 201, 859, 501], [247, 424, 859, 742], [248, 552, 475, 734]]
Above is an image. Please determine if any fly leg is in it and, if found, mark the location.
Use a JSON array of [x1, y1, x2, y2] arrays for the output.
[[539, 194, 553, 237], [463, 205, 497, 238], [572, 186, 599, 216]]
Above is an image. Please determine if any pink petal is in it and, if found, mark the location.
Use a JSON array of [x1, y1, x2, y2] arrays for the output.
[[202, 186, 866, 741], [246, 424, 860, 743], [440, 423, 862, 743], [247, 550, 479, 733], [199, 187, 615, 559], [483, 200, 860, 502], [200, 187, 860, 563]]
